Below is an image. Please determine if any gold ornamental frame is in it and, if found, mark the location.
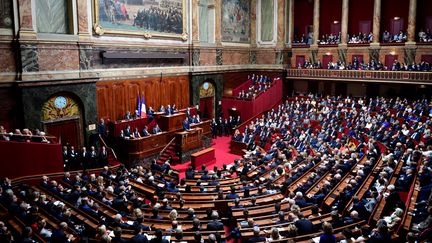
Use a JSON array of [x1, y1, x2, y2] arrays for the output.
[[93, 0, 188, 41]]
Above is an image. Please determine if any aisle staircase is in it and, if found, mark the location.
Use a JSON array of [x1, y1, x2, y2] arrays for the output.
[[156, 138, 181, 165], [99, 135, 121, 166]]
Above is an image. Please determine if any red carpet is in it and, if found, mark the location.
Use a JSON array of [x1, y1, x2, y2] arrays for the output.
[[172, 136, 241, 179]]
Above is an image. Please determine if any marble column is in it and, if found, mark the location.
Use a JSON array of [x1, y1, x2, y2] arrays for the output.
[[192, 0, 200, 43], [277, 0, 285, 48], [372, 0, 381, 43], [250, 0, 257, 46], [18, 0, 36, 39], [313, 0, 320, 45], [341, 0, 349, 44], [77, 0, 90, 39], [407, 0, 417, 42], [287, 0, 294, 46], [214, 0, 222, 45]]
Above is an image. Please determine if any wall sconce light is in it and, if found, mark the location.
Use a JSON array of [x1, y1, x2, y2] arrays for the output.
[[393, 16, 400, 20], [326, 52, 331, 56], [390, 51, 396, 55], [333, 21, 339, 24]]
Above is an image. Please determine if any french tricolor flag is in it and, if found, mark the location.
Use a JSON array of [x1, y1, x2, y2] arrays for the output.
[[140, 96, 147, 118]]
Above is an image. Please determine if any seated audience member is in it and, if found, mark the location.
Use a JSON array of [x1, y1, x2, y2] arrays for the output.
[[247, 226, 266, 242], [150, 229, 169, 243], [207, 211, 223, 230], [147, 106, 155, 119], [369, 219, 392, 242], [319, 222, 336, 243], [124, 111, 132, 120], [134, 110, 140, 119], [295, 213, 315, 235], [141, 126, 150, 137], [166, 105, 173, 115], [153, 124, 162, 134], [123, 125, 132, 137], [132, 128, 141, 139], [266, 227, 283, 241]]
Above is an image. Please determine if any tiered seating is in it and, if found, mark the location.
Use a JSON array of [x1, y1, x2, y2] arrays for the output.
[[3, 95, 432, 242]]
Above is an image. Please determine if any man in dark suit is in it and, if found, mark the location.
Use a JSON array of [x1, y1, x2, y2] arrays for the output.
[[183, 117, 191, 131], [153, 124, 162, 134], [141, 126, 150, 136], [99, 146, 109, 167], [275, 211, 289, 224], [98, 118, 107, 137], [166, 105, 173, 115], [150, 229, 169, 243], [124, 111, 132, 120], [247, 226, 266, 242], [294, 213, 314, 235], [186, 107, 192, 121], [68, 146, 77, 170], [123, 125, 132, 137], [147, 107, 155, 119], [207, 211, 224, 230], [211, 119, 218, 138], [111, 227, 127, 243], [80, 147, 91, 170], [89, 146, 98, 168], [186, 218, 201, 231], [130, 227, 148, 243], [225, 186, 239, 199], [50, 222, 73, 243], [62, 172, 73, 185]]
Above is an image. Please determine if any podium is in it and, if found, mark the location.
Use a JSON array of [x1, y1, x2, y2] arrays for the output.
[[191, 147, 216, 168], [158, 113, 186, 131], [175, 128, 203, 153], [229, 140, 247, 156]]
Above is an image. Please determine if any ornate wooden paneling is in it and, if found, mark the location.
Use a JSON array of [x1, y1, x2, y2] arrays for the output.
[[96, 76, 190, 121]]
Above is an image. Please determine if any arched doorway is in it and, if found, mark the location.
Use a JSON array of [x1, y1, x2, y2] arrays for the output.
[[41, 94, 84, 148], [199, 81, 215, 119]]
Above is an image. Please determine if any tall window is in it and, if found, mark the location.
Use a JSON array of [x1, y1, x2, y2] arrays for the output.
[[36, 0, 72, 34], [260, 0, 274, 41], [199, 0, 215, 43], [257, 0, 277, 44]]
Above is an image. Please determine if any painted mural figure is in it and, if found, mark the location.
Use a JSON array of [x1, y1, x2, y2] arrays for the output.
[[98, 0, 183, 35]]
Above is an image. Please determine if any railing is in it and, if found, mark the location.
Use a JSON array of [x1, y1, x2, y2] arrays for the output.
[[286, 68, 432, 83], [98, 134, 118, 160], [0, 132, 58, 143], [158, 137, 176, 157]]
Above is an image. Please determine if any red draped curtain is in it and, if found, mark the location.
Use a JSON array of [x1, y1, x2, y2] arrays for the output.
[[199, 97, 214, 119]]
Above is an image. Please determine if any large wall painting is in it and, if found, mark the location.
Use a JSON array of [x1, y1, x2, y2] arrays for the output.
[[221, 0, 250, 43], [94, 0, 187, 40]]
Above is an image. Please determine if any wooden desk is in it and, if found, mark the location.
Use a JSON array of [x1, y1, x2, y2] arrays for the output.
[[118, 119, 211, 163], [230, 140, 247, 155], [121, 132, 171, 160], [158, 112, 186, 131], [175, 128, 203, 153], [191, 147, 216, 168], [109, 117, 149, 136], [191, 120, 211, 137]]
